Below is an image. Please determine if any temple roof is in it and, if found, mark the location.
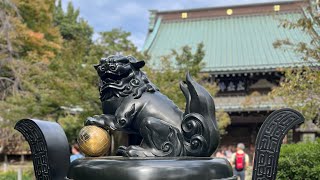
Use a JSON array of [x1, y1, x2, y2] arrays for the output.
[[214, 95, 285, 112], [143, 1, 314, 74]]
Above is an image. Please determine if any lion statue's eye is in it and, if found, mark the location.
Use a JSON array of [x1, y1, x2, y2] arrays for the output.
[[100, 66, 105, 71], [109, 65, 116, 70]]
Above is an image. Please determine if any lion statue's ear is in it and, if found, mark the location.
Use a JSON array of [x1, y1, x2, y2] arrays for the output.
[[131, 61, 145, 69], [94, 64, 99, 70]]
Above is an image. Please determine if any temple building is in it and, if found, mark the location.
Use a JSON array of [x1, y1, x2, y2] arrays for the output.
[[142, 0, 317, 150], [0, 127, 30, 167]]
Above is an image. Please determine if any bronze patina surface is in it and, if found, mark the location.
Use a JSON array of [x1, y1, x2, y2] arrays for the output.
[[67, 157, 236, 180], [85, 55, 220, 157]]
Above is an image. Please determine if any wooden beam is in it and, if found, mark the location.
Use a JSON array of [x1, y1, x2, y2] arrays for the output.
[[230, 115, 266, 124]]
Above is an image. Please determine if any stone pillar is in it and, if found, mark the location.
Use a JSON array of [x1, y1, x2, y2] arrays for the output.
[[20, 154, 24, 163], [17, 167, 22, 180], [3, 154, 8, 172]]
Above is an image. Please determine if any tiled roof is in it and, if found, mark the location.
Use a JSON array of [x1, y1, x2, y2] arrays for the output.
[[214, 95, 285, 112], [143, 11, 313, 73]]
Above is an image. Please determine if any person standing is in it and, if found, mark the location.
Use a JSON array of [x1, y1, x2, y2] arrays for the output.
[[231, 143, 249, 180], [70, 144, 84, 162], [214, 148, 226, 158], [225, 145, 233, 162]]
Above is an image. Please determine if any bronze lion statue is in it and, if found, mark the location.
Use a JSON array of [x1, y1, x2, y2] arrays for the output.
[[85, 55, 220, 157]]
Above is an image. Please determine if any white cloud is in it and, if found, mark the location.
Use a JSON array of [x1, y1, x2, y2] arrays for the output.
[[62, 0, 277, 49]]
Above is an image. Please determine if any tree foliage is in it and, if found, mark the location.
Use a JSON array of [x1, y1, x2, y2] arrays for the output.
[[0, 0, 20, 100], [271, 0, 320, 125], [15, 0, 62, 62], [0, 0, 95, 142], [54, 0, 93, 42], [277, 139, 320, 180], [95, 29, 141, 57], [0, 0, 62, 122], [0, 0, 230, 143]]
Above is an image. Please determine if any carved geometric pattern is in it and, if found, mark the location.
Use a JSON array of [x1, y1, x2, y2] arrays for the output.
[[252, 109, 304, 180], [15, 119, 51, 180]]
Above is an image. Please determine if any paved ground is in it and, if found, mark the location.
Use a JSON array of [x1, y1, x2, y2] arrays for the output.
[[245, 166, 253, 180], [231, 166, 253, 180]]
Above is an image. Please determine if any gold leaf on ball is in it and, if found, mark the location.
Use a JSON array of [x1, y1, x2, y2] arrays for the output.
[[77, 125, 111, 157]]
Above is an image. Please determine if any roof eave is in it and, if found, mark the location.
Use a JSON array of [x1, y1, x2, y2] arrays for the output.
[[156, 0, 303, 14]]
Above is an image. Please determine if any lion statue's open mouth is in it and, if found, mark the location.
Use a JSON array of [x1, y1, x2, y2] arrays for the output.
[[94, 55, 157, 100]]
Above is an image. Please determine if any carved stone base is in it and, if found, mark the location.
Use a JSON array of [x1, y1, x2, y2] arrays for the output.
[[67, 157, 236, 180]]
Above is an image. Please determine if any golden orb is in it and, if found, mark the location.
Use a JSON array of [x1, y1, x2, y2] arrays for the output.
[[77, 125, 111, 157]]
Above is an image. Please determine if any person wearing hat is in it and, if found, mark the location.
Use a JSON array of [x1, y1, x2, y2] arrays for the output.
[[231, 143, 249, 180]]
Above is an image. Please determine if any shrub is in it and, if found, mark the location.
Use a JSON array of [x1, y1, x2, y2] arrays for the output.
[[277, 138, 320, 180], [0, 169, 34, 180]]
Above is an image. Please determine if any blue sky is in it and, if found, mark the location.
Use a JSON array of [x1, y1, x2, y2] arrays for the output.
[[61, 0, 281, 49]]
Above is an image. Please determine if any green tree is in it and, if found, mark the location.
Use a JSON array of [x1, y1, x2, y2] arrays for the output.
[[54, 0, 93, 43], [15, 0, 62, 62], [1, 0, 62, 97], [40, 1, 96, 141], [271, 0, 320, 126], [0, 0, 95, 142], [0, 0, 65, 152], [0, 0, 20, 101], [0, 0, 63, 122], [0, 0, 229, 143], [85, 28, 143, 69]]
